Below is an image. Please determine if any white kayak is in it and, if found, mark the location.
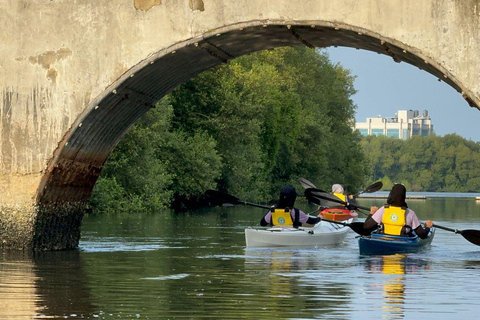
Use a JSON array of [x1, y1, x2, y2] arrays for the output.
[[245, 219, 352, 248]]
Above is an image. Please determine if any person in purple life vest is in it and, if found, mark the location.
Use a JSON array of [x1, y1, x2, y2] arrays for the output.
[[260, 185, 321, 228]]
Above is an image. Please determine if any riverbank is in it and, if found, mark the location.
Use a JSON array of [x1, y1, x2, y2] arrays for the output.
[[357, 191, 480, 199]]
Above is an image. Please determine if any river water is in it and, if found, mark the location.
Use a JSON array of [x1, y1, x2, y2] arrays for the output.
[[2, 197, 480, 319]]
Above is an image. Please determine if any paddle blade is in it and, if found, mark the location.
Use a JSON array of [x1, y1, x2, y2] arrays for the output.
[[460, 230, 480, 246], [298, 178, 318, 190], [304, 188, 346, 205], [364, 181, 383, 193], [205, 190, 242, 206]]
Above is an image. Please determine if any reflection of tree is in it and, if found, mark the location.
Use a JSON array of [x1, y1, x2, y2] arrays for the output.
[[364, 254, 430, 320]]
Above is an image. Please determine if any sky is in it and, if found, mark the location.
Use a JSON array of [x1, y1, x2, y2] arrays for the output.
[[324, 47, 480, 142]]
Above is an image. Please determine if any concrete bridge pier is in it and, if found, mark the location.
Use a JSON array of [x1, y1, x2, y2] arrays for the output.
[[0, 204, 85, 250]]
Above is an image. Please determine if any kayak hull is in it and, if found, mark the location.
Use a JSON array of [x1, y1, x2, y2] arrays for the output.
[[245, 220, 351, 248], [358, 228, 435, 255], [319, 208, 358, 221]]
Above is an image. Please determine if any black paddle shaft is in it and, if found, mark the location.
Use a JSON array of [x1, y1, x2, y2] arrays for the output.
[[433, 224, 480, 246], [320, 218, 372, 236], [354, 181, 383, 196], [304, 188, 371, 211], [205, 190, 272, 210], [298, 178, 382, 196]]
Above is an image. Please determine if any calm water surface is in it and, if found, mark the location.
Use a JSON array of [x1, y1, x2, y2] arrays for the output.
[[2, 197, 480, 319]]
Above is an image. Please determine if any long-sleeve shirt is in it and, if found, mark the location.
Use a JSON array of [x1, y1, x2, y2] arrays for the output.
[[364, 206, 431, 239], [260, 208, 321, 227]]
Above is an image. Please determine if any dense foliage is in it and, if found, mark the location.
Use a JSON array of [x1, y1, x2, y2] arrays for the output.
[[88, 47, 369, 213], [361, 134, 480, 192]]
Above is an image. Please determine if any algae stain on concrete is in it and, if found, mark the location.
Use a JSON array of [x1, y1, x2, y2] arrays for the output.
[[189, 0, 205, 11], [134, 0, 162, 11], [29, 48, 72, 70], [28, 48, 72, 84]]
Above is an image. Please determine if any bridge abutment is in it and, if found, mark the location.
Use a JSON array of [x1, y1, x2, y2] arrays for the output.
[[0, 174, 85, 250], [0, 205, 36, 250], [0, 203, 85, 250]]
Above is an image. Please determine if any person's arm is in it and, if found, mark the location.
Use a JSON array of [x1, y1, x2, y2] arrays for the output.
[[364, 206, 380, 230], [414, 220, 433, 239], [260, 216, 269, 226], [306, 216, 321, 225], [260, 211, 272, 226], [298, 209, 321, 226], [348, 195, 357, 206], [408, 210, 433, 239]]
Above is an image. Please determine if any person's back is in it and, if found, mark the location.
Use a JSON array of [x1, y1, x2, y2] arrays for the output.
[[330, 184, 357, 209], [260, 185, 321, 227], [364, 184, 433, 238]]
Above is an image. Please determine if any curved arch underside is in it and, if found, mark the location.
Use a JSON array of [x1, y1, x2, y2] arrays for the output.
[[35, 22, 475, 205]]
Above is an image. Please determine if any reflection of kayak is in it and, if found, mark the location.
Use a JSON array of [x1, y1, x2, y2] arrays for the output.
[[358, 228, 435, 255], [319, 208, 358, 221], [245, 219, 352, 248]]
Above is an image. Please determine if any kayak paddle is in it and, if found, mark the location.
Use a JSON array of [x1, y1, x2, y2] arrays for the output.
[[205, 189, 323, 218], [304, 188, 372, 211], [205, 189, 369, 233], [318, 218, 373, 236], [205, 190, 271, 210], [353, 181, 383, 197], [432, 224, 480, 246], [298, 178, 382, 197], [298, 178, 319, 190]]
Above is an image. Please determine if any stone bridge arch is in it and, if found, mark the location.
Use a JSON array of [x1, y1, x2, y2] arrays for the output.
[[1, 0, 480, 249]]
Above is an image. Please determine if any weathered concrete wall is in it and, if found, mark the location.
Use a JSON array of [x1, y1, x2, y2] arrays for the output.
[[1, 0, 480, 249]]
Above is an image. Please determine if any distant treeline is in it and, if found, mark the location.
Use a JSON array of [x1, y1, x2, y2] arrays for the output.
[[88, 47, 369, 213], [361, 134, 480, 192]]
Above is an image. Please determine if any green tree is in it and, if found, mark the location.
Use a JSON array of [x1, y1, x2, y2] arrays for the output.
[[90, 46, 370, 212], [90, 99, 222, 212], [361, 133, 480, 192]]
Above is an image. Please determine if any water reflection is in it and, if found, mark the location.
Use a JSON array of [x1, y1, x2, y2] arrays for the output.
[[0, 250, 94, 319], [0, 251, 37, 318], [244, 249, 353, 318], [363, 254, 430, 319], [2, 199, 480, 319], [33, 251, 95, 318]]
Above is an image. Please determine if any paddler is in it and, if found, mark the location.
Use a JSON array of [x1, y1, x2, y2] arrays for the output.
[[260, 185, 321, 228], [331, 183, 357, 210], [364, 184, 434, 238]]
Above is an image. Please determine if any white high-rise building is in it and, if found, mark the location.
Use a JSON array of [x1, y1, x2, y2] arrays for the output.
[[355, 109, 434, 140]]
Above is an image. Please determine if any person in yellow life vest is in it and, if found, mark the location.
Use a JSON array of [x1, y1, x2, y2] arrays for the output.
[[260, 185, 321, 228], [363, 184, 434, 238], [329, 184, 357, 209]]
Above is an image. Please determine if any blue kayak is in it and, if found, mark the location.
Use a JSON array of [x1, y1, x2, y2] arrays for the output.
[[358, 228, 435, 255]]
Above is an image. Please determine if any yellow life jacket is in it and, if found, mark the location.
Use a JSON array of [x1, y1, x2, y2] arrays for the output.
[[381, 205, 407, 236], [333, 193, 347, 203], [271, 208, 294, 226]]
